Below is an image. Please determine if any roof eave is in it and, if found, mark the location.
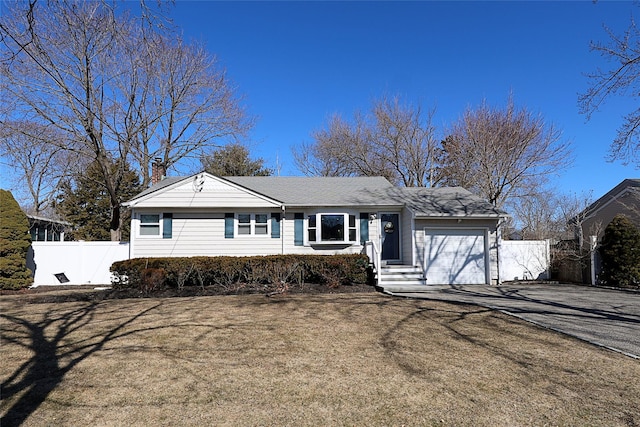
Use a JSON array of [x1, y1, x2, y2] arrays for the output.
[[414, 214, 503, 220]]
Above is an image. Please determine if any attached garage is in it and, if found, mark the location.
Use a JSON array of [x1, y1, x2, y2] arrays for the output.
[[423, 228, 489, 285]]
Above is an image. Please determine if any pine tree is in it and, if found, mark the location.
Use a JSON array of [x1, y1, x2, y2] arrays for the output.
[[599, 214, 640, 288], [0, 189, 33, 289], [201, 144, 272, 176], [56, 160, 143, 241]]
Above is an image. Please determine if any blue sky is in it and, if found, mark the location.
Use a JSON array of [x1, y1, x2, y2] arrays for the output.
[[169, 0, 638, 201]]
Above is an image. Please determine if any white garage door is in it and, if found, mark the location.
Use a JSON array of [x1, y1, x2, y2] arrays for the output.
[[424, 228, 487, 285]]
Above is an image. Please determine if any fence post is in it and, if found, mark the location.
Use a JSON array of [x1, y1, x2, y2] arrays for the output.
[[589, 235, 598, 285]]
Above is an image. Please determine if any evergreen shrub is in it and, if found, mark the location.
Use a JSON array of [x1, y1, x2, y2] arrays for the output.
[[598, 214, 640, 288], [0, 190, 33, 289]]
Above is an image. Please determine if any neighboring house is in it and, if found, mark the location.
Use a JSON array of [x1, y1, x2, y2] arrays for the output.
[[561, 179, 640, 284], [27, 214, 70, 242], [575, 179, 640, 244], [123, 173, 507, 287]]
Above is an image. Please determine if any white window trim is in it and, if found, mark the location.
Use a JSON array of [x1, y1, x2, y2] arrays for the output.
[[235, 213, 271, 237], [137, 213, 164, 238], [307, 212, 358, 245]]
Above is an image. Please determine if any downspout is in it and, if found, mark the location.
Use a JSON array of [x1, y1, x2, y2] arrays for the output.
[[128, 206, 135, 260]]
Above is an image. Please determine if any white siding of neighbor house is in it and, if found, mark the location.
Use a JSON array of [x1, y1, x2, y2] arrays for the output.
[[131, 175, 281, 209], [413, 218, 500, 285]]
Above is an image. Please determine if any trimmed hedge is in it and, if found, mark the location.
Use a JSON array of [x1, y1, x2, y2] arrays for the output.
[[111, 254, 371, 295]]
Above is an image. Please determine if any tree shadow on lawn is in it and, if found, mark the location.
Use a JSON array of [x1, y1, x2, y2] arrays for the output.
[[0, 293, 379, 425], [0, 302, 162, 426], [437, 285, 640, 325]]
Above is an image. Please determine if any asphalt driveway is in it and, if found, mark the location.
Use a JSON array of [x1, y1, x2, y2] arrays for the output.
[[392, 283, 640, 359]]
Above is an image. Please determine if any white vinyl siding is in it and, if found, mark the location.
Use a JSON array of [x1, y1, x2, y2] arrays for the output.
[[131, 209, 366, 259], [132, 204, 434, 260], [131, 210, 283, 258], [131, 175, 281, 209], [400, 208, 413, 265]]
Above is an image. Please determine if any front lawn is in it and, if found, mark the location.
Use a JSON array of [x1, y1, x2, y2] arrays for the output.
[[1, 293, 639, 426]]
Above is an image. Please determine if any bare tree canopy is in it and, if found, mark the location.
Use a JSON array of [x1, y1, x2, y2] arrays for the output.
[[443, 96, 573, 209], [0, 121, 80, 215], [0, 0, 252, 240], [293, 95, 442, 187], [579, 11, 640, 166]]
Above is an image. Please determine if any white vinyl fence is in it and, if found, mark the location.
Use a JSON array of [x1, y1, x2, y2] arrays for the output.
[[499, 240, 550, 282], [27, 242, 130, 286]]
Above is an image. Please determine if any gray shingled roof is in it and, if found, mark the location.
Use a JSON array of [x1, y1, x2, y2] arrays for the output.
[[399, 187, 505, 217], [226, 176, 503, 216], [125, 174, 504, 217], [225, 176, 399, 206]]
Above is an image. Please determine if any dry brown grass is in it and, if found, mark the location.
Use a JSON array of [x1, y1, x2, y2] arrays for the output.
[[1, 293, 639, 426]]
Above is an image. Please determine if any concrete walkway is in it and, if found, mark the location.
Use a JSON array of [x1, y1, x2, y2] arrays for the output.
[[390, 283, 640, 359]]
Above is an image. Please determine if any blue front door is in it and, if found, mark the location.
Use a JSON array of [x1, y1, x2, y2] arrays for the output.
[[381, 213, 400, 262]]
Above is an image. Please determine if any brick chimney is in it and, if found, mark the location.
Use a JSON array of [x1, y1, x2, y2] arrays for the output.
[[151, 158, 166, 185]]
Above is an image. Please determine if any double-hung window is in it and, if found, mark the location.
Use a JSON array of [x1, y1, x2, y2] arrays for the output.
[[255, 214, 268, 235], [140, 214, 160, 236], [307, 213, 357, 244], [238, 214, 251, 235], [138, 213, 172, 238], [237, 213, 269, 236]]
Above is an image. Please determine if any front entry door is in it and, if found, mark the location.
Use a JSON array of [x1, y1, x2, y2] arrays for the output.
[[380, 213, 400, 262]]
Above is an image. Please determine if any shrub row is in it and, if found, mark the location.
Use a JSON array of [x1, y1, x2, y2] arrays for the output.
[[110, 254, 372, 295]]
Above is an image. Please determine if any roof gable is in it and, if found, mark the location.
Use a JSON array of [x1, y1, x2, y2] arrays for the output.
[[577, 179, 640, 221], [124, 173, 282, 208]]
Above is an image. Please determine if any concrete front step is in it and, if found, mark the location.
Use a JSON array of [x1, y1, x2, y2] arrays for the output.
[[378, 274, 425, 281], [376, 265, 427, 292], [375, 284, 436, 293]]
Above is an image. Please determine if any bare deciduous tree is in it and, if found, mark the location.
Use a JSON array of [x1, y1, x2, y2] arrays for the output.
[[124, 35, 252, 186], [511, 190, 562, 240], [443, 96, 572, 209], [0, 121, 81, 215], [0, 1, 251, 240], [579, 13, 640, 166], [293, 95, 442, 187]]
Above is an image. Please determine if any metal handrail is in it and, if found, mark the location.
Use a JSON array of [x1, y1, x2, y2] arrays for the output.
[[364, 240, 381, 287]]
